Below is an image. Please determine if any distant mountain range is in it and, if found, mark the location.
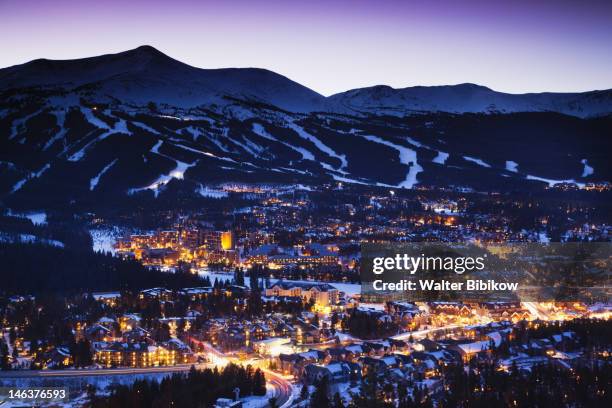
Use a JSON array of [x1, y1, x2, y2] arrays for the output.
[[328, 83, 612, 118], [2, 45, 611, 117], [0, 46, 610, 210]]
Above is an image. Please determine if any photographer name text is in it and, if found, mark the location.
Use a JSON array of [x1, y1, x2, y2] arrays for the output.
[[372, 279, 518, 292]]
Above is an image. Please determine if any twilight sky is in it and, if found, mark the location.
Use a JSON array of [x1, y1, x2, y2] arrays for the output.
[[1, 0, 611, 96]]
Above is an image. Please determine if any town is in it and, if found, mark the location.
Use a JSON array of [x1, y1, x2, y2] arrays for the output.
[[1, 183, 610, 407]]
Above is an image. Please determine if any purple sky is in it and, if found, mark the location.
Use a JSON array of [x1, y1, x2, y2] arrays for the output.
[[2, 0, 611, 96]]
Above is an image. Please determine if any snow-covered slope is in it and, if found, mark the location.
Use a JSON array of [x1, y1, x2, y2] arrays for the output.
[[0, 46, 326, 113], [326, 83, 612, 118], [1, 46, 611, 117]]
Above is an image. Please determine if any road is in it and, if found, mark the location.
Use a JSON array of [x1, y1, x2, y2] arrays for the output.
[[190, 337, 295, 408], [0, 340, 295, 408], [0, 364, 204, 378], [262, 368, 294, 408]]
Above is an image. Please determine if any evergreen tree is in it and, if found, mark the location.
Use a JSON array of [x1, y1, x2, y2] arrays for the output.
[[331, 312, 339, 328], [248, 266, 264, 316], [0, 341, 10, 370], [79, 339, 93, 367], [300, 383, 309, 400], [9, 327, 17, 344], [253, 368, 267, 395], [249, 265, 260, 291], [350, 370, 383, 408], [234, 267, 245, 286], [333, 392, 344, 408], [310, 377, 331, 408]]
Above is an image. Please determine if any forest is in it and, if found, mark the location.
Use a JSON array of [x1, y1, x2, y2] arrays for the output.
[[0, 242, 205, 295], [90, 364, 267, 408]]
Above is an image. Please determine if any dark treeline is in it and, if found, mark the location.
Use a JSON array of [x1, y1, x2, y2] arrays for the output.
[[0, 242, 204, 295], [513, 318, 612, 347], [0, 212, 94, 251], [91, 364, 266, 408], [439, 360, 611, 408], [307, 360, 611, 408]]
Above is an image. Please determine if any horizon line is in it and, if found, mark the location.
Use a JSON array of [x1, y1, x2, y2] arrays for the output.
[[2, 44, 611, 97]]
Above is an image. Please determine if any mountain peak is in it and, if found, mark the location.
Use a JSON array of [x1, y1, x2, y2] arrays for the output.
[[132, 44, 163, 53], [120, 45, 174, 61], [0, 45, 188, 92], [0, 46, 325, 112]]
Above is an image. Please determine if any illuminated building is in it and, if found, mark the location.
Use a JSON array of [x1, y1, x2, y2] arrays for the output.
[[265, 281, 339, 308], [116, 228, 235, 267], [94, 340, 194, 368], [252, 337, 292, 356], [220, 231, 233, 250]]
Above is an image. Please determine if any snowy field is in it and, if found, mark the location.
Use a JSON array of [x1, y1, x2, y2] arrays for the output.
[[5, 209, 47, 225], [89, 227, 123, 254]]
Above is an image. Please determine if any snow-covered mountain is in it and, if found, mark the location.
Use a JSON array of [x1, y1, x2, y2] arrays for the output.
[[326, 83, 612, 118], [0, 46, 610, 210], [2, 46, 611, 117], [0, 45, 325, 113]]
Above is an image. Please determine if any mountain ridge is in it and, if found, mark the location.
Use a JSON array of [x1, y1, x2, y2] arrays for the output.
[[0, 45, 326, 113], [327, 83, 612, 118], [1, 45, 611, 118]]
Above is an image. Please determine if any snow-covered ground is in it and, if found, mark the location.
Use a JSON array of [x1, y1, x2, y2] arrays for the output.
[[361, 135, 422, 188], [505, 160, 519, 172], [128, 140, 197, 197], [68, 108, 131, 161], [5, 209, 47, 225], [432, 150, 449, 164], [43, 110, 68, 151], [330, 174, 370, 186], [132, 120, 161, 135], [90, 159, 118, 191], [11, 163, 51, 193], [89, 228, 122, 254], [9, 109, 44, 140], [538, 231, 550, 243], [463, 156, 491, 168], [581, 159, 594, 177], [404, 135, 449, 166], [286, 121, 348, 172], [146, 160, 194, 194], [0, 232, 63, 247], [252, 122, 315, 161]]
